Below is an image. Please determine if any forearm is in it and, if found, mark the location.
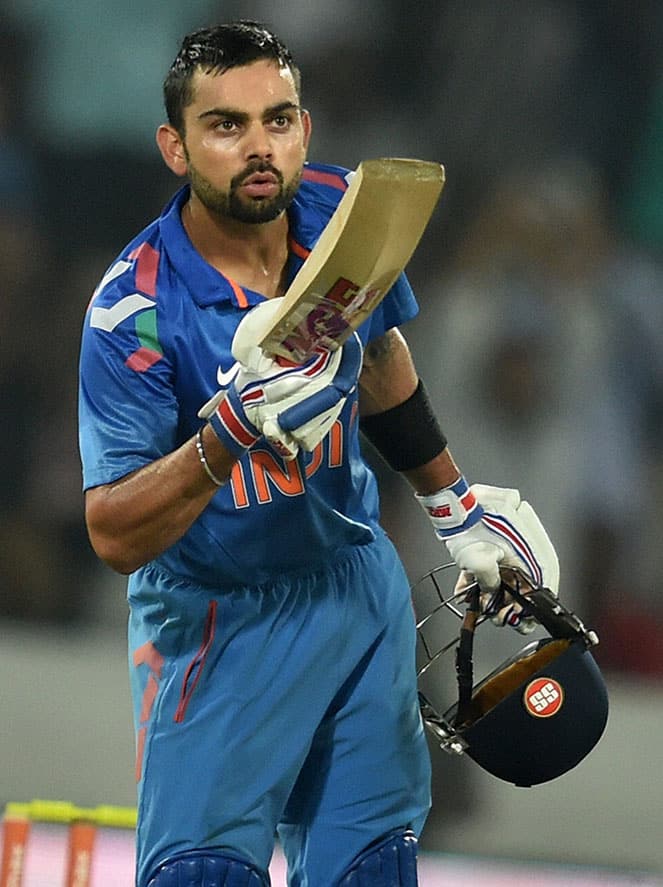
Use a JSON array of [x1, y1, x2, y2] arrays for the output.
[[85, 425, 235, 574], [401, 448, 461, 495], [359, 332, 560, 602], [359, 328, 460, 493]]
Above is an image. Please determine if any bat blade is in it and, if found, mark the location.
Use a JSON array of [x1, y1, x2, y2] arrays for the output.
[[259, 158, 445, 362]]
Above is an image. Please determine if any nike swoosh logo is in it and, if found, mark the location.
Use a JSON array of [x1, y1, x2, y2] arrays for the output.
[[217, 362, 239, 386]]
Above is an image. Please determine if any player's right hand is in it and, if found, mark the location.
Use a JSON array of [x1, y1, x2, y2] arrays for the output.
[[199, 299, 363, 460]]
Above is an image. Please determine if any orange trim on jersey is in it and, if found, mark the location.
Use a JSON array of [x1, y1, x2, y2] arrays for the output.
[[132, 641, 164, 783], [133, 641, 164, 676], [227, 277, 249, 308], [289, 237, 310, 260], [328, 421, 343, 467]]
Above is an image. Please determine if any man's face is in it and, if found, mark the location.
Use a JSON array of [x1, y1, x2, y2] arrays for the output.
[[179, 60, 311, 224]]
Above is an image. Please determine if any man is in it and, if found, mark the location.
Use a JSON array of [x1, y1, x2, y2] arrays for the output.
[[78, 21, 558, 887]]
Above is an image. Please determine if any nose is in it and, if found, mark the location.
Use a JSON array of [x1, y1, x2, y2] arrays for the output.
[[243, 121, 273, 161]]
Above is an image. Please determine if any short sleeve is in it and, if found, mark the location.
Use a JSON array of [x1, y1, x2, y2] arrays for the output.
[[78, 298, 178, 490], [360, 271, 419, 343]]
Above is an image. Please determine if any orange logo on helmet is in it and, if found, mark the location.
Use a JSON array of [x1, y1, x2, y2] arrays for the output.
[[524, 677, 564, 718]]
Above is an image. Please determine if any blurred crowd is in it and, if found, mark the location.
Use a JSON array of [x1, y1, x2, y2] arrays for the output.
[[1, 1, 662, 677]]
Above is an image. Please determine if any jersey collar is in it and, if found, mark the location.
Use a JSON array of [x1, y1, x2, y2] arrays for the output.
[[158, 184, 318, 310]]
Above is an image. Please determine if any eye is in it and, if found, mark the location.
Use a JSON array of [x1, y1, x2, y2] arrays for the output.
[[270, 114, 292, 129], [214, 118, 238, 133]]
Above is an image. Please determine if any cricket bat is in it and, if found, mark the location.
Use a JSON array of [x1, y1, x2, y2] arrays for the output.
[[259, 158, 445, 363]]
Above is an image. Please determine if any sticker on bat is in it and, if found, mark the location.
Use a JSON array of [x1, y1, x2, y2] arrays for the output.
[[280, 277, 383, 358]]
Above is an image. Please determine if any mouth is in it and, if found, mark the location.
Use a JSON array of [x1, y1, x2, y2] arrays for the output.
[[241, 171, 280, 199]]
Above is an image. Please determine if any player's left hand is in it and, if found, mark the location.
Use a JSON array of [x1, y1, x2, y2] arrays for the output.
[[417, 479, 559, 633], [453, 566, 543, 634]]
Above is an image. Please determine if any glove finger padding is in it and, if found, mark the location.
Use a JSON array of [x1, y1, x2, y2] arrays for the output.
[[418, 479, 559, 630], [471, 484, 560, 596], [203, 299, 363, 460], [274, 332, 362, 448], [239, 334, 362, 457]]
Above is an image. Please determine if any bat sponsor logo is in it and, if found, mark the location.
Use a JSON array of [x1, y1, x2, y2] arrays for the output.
[[523, 677, 564, 718], [259, 160, 445, 362], [280, 277, 382, 356]]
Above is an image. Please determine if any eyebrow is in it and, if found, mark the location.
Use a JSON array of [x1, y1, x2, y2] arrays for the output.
[[197, 100, 301, 122]]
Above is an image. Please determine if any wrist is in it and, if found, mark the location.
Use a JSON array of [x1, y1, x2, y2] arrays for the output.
[[208, 387, 261, 458], [195, 427, 225, 486], [416, 475, 484, 538]]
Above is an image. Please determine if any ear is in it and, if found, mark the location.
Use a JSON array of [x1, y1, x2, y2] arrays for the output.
[[156, 124, 188, 176], [301, 109, 313, 152]]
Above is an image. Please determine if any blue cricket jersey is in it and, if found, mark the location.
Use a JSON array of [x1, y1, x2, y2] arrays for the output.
[[78, 162, 419, 587]]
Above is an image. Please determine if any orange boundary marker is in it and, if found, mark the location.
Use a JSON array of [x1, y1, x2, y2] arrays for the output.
[[64, 821, 97, 887], [0, 805, 31, 887], [0, 801, 136, 887]]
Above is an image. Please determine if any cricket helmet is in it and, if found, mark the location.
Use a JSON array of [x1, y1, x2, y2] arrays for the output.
[[412, 565, 608, 787]]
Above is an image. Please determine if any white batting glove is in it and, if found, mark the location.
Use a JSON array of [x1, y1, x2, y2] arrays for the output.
[[417, 478, 559, 633], [199, 299, 362, 460]]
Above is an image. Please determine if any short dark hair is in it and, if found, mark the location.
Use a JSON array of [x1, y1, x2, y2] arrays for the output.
[[163, 21, 301, 134]]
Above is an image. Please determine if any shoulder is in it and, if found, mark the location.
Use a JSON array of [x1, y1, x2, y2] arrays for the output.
[[83, 229, 162, 342], [81, 215, 180, 379], [290, 162, 353, 242], [87, 187, 188, 315], [299, 161, 351, 211], [301, 161, 352, 195]]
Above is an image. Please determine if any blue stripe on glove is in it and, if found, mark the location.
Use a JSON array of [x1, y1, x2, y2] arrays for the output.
[[276, 333, 363, 433]]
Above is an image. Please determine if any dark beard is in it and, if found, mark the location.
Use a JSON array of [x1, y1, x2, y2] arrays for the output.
[[188, 160, 302, 224]]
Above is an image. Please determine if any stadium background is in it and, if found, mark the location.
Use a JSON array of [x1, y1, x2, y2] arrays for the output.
[[1, 0, 662, 881]]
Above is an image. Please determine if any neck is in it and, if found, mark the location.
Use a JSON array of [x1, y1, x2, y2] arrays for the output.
[[182, 195, 290, 299]]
